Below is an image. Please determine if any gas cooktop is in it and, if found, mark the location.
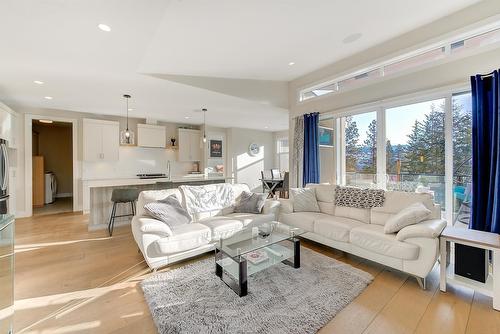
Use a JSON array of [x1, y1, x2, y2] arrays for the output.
[[136, 173, 167, 179]]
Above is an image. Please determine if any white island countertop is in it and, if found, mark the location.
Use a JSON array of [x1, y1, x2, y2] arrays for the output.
[[82, 175, 233, 214]]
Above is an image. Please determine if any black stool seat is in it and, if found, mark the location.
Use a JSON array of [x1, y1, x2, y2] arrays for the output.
[[108, 188, 139, 236]]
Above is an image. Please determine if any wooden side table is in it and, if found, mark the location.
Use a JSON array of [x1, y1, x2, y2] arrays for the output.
[[440, 226, 500, 310]]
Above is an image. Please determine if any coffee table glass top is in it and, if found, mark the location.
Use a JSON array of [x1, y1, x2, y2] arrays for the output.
[[215, 221, 304, 258]]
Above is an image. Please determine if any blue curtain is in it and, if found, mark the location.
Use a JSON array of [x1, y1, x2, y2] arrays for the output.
[[470, 70, 500, 233], [302, 112, 320, 186]]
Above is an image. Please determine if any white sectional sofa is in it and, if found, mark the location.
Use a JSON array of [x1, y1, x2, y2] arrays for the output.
[[131, 183, 280, 270], [279, 184, 447, 288]]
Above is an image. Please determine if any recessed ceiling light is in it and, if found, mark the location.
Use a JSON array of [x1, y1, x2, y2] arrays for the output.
[[44, 96, 53, 100], [128, 108, 134, 111], [39, 119, 53, 124], [184, 116, 190, 119], [34, 80, 44, 85], [98, 23, 111, 32], [343, 33, 363, 44], [288, 62, 295, 66], [264, 126, 269, 129]]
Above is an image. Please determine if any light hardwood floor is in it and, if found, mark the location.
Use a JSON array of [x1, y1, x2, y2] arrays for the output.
[[13, 212, 500, 334]]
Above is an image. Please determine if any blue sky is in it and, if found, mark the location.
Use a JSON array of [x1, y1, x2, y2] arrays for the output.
[[352, 94, 471, 145]]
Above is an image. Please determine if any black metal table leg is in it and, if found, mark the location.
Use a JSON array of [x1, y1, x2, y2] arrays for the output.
[[238, 257, 248, 297], [215, 248, 223, 278], [283, 238, 301, 268]]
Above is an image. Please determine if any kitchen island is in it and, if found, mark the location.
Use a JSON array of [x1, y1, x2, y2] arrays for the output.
[[82, 176, 233, 230]]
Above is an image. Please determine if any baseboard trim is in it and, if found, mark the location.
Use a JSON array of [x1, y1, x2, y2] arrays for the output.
[[56, 193, 73, 198]]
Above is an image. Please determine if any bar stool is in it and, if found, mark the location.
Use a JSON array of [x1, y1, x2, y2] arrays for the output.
[[108, 188, 139, 236]]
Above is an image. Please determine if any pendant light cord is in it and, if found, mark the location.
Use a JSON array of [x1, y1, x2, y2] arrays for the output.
[[126, 97, 129, 130]]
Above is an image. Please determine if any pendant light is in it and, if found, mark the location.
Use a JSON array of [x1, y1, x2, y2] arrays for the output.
[[202, 108, 207, 143], [120, 94, 135, 145]]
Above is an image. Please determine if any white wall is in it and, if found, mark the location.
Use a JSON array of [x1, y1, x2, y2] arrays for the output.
[[14, 106, 197, 216], [227, 128, 275, 192]]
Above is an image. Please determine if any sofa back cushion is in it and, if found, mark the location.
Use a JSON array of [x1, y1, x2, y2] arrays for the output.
[[305, 184, 336, 215], [334, 206, 371, 223], [137, 189, 183, 217], [370, 191, 438, 226], [180, 183, 251, 221]]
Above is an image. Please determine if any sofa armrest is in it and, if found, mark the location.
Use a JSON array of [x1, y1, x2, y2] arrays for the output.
[[278, 199, 293, 214], [262, 199, 281, 219], [132, 216, 172, 236], [396, 219, 447, 241]]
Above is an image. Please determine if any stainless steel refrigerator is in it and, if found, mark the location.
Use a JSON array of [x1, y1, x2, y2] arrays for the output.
[[0, 139, 9, 214]]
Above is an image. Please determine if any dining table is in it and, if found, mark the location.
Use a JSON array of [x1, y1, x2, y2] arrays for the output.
[[260, 178, 284, 198]]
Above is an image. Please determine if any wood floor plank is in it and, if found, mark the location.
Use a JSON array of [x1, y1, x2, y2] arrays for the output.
[[319, 268, 406, 334], [362, 266, 440, 334], [466, 292, 500, 334], [414, 284, 473, 334]]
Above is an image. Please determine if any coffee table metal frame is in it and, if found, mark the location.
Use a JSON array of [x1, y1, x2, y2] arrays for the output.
[[214, 227, 301, 297]]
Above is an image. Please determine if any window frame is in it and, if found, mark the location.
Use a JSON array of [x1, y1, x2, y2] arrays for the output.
[[320, 83, 470, 224]]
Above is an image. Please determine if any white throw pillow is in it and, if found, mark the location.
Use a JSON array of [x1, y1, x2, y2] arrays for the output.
[[290, 188, 320, 212], [384, 202, 431, 234]]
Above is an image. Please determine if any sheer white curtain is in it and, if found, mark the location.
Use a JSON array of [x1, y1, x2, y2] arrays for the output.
[[291, 116, 304, 188]]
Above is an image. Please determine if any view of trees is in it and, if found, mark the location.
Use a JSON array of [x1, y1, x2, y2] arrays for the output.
[[344, 100, 472, 178]]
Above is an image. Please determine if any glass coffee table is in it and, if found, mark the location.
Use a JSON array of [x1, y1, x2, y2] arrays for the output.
[[214, 221, 304, 297]]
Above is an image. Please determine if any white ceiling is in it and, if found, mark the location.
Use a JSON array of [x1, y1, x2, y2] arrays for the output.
[[0, 0, 480, 131]]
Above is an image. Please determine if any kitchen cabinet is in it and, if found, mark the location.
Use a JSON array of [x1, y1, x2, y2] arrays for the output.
[[32, 156, 44, 207], [137, 124, 166, 148], [83, 119, 119, 161], [178, 129, 201, 161], [0, 104, 14, 146]]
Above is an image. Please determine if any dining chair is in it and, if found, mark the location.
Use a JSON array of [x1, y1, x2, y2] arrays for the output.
[[261, 170, 273, 179], [271, 169, 281, 179], [275, 172, 289, 198]]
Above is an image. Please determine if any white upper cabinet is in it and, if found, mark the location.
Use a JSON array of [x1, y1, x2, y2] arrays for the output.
[[0, 105, 13, 146], [178, 128, 201, 161], [83, 119, 119, 161], [137, 124, 166, 148]]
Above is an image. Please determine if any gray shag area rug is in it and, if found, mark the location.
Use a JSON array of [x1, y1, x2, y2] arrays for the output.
[[141, 247, 373, 334]]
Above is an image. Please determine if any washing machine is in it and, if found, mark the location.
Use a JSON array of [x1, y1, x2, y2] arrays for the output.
[[44, 172, 57, 204]]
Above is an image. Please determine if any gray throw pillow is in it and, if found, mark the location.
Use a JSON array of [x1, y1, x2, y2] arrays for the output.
[[384, 202, 431, 234], [290, 188, 320, 212], [144, 195, 192, 229], [234, 191, 267, 214]]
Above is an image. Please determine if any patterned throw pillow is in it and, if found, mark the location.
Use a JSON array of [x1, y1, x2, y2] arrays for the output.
[[144, 195, 192, 229], [234, 191, 267, 214], [334, 186, 385, 209]]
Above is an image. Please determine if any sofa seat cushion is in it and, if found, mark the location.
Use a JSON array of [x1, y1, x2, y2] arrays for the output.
[[199, 217, 244, 240], [224, 212, 275, 227], [155, 223, 211, 254], [280, 212, 330, 232], [313, 216, 365, 242], [350, 225, 419, 260]]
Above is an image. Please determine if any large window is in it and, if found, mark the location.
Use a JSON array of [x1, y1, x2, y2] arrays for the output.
[[276, 137, 289, 172], [344, 111, 377, 187], [319, 116, 335, 184], [385, 99, 446, 208], [452, 92, 472, 225]]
